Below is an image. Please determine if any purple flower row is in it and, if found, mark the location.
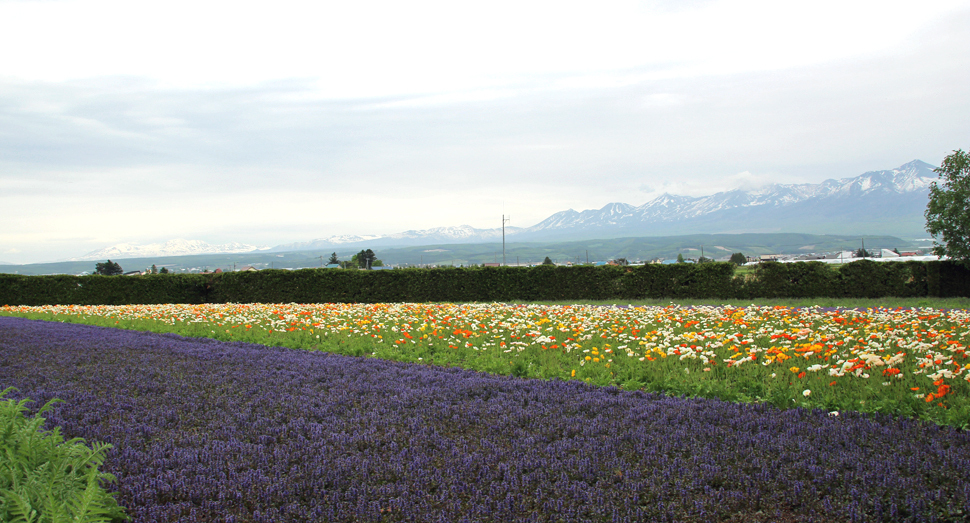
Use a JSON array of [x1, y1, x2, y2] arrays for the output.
[[2, 316, 969, 523]]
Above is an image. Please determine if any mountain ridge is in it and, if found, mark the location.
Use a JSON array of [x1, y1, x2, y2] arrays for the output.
[[2, 232, 924, 276], [525, 160, 936, 232], [70, 239, 267, 262], [71, 160, 937, 259], [509, 159, 936, 242]]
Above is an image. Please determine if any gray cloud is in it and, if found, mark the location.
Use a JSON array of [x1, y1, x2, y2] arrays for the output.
[[1, 6, 969, 263]]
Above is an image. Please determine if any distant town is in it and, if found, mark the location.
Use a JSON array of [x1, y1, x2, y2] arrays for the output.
[[94, 247, 940, 276]]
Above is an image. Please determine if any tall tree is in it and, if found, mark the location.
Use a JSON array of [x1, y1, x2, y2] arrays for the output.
[[353, 249, 381, 269], [676, 253, 685, 263], [542, 256, 554, 265], [94, 260, 123, 276], [729, 252, 747, 266], [925, 149, 970, 266], [328, 252, 339, 265]]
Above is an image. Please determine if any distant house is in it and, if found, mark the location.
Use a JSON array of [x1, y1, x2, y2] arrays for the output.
[[123, 270, 144, 276], [238, 266, 258, 272], [483, 263, 501, 267], [323, 264, 341, 269], [823, 251, 856, 260]]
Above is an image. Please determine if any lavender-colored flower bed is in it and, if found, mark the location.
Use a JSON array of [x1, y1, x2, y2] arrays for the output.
[[2, 317, 969, 523]]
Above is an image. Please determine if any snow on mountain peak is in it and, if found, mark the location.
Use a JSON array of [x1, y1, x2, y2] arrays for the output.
[[71, 239, 264, 261], [311, 234, 383, 244], [84, 160, 934, 259], [519, 160, 937, 233], [388, 225, 511, 240]]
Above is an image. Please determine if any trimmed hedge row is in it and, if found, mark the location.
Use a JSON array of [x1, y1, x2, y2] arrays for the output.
[[2, 260, 969, 306]]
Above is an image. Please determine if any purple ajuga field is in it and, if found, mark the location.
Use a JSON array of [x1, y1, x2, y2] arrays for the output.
[[1, 317, 969, 523]]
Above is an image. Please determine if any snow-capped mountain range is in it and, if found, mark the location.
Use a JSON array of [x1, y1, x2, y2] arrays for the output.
[[280, 159, 936, 249], [70, 239, 267, 261], [269, 225, 524, 252], [74, 160, 938, 259], [524, 159, 937, 236]]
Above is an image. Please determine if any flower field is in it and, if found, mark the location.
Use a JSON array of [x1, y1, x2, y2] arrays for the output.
[[2, 315, 970, 522], [2, 302, 969, 427]]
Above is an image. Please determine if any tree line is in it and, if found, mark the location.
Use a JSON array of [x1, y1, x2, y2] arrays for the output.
[[94, 261, 169, 276]]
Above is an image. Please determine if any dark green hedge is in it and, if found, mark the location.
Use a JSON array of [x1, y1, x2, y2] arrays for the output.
[[0, 274, 208, 306], [743, 260, 933, 299], [936, 261, 970, 298], [2, 261, 969, 306]]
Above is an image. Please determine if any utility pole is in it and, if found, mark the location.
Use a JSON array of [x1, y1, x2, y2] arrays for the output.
[[861, 238, 866, 258], [586, 250, 589, 264], [502, 214, 510, 266]]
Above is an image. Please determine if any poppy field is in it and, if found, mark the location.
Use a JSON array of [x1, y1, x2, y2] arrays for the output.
[[2, 302, 969, 428], [2, 315, 970, 522]]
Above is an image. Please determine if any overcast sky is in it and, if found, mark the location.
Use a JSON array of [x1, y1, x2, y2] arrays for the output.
[[2, 0, 969, 264]]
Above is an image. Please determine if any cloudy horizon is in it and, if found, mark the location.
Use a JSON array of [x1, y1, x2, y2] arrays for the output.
[[2, 0, 969, 264]]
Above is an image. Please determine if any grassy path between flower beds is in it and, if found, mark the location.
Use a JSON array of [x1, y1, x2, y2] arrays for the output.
[[2, 316, 969, 522], [3, 299, 969, 428]]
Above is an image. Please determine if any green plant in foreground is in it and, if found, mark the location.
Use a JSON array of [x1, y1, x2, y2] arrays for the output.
[[0, 388, 127, 523]]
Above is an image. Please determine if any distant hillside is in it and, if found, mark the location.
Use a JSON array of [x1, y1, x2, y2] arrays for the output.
[[368, 233, 920, 267], [56, 160, 936, 263], [262, 160, 936, 252], [0, 233, 925, 276], [269, 225, 525, 252]]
